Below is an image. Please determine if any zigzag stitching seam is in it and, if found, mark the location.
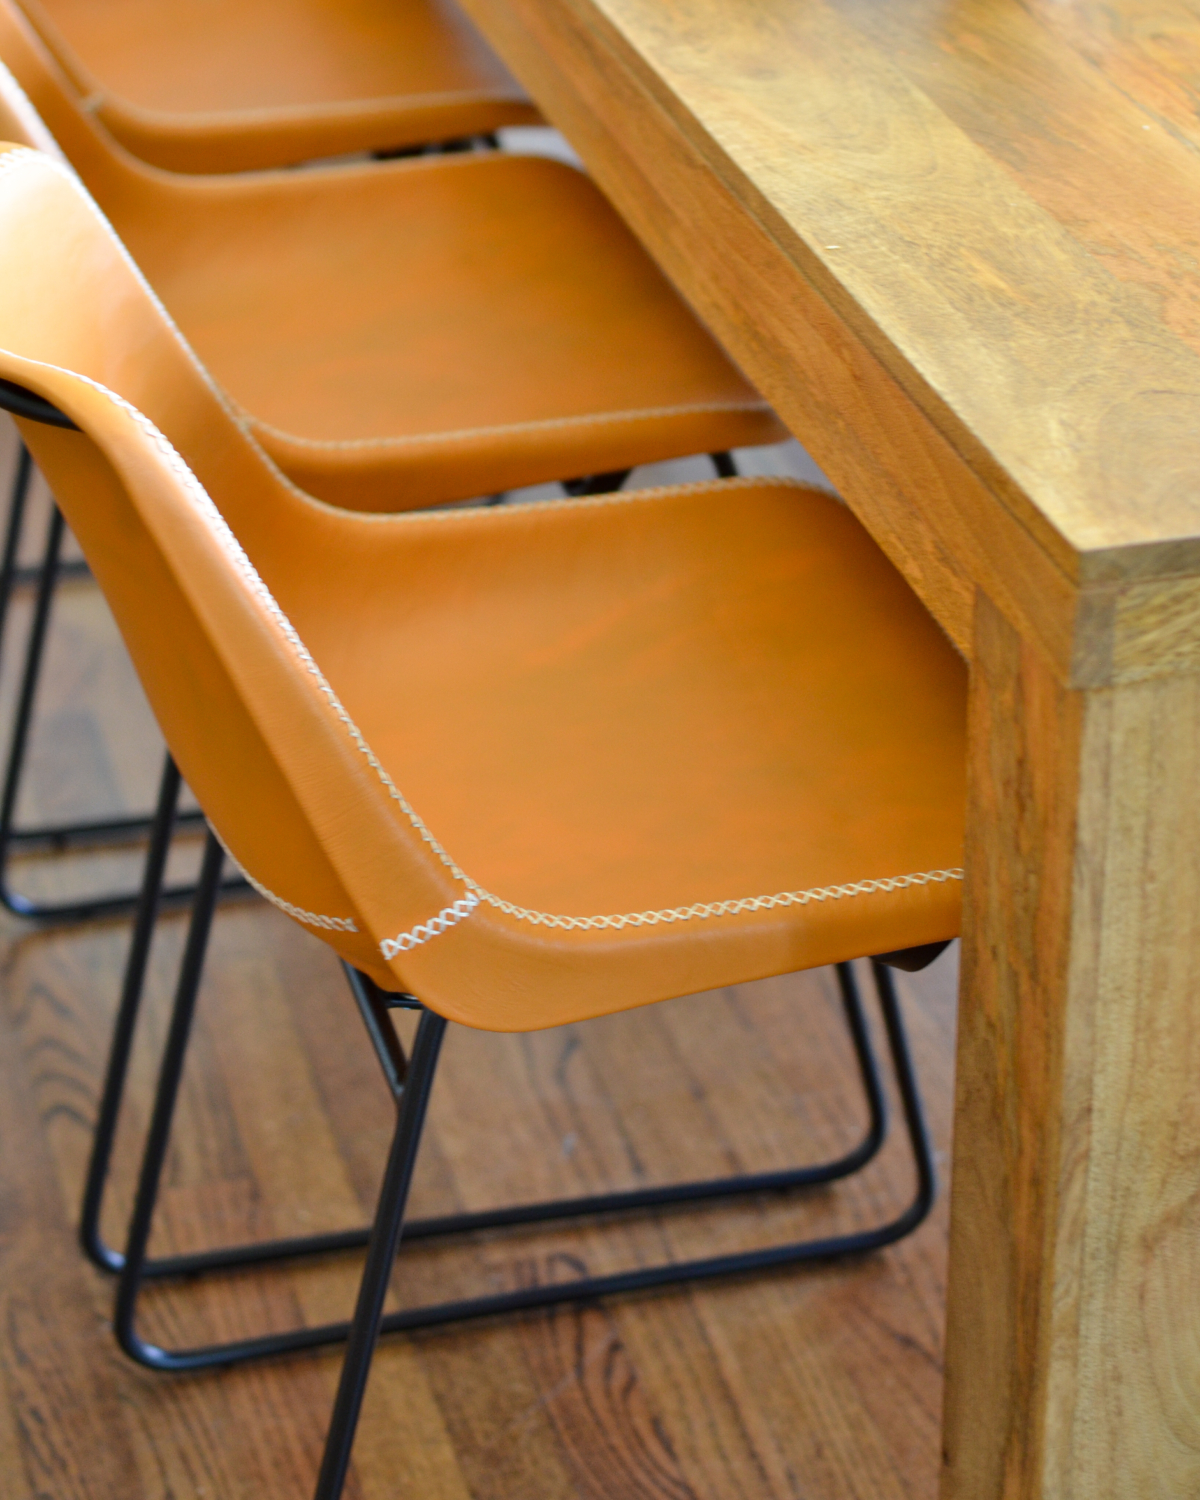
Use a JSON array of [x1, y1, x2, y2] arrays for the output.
[[5, 354, 963, 958], [0, 161, 957, 959], [208, 829, 358, 931]]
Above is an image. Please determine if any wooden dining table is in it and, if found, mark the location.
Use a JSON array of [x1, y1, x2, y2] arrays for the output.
[[446, 0, 1200, 1494]]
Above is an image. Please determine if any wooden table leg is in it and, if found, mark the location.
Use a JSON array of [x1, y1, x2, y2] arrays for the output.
[[942, 592, 1200, 1499]]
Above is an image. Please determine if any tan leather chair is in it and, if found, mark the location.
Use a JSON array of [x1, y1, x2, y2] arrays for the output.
[[0, 7, 783, 509], [0, 146, 966, 1498], [12, 0, 541, 171], [0, 4, 783, 921]]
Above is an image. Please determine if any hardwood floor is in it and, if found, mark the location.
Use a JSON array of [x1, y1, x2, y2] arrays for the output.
[[0, 417, 955, 1500]]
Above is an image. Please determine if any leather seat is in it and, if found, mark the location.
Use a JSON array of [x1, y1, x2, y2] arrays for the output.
[[11, 0, 541, 171], [0, 4, 785, 507], [0, 144, 966, 1028], [0, 141, 966, 1500]]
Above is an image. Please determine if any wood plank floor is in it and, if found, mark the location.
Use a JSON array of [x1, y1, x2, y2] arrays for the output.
[[0, 416, 955, 1500]]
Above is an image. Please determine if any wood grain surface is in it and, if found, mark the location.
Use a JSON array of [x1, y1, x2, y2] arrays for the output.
[[456, 3, 1200, 1496], [10, 3, 1200, 1481], [0, 421, 959, 1499], [470, 0, 1200, 686], [947, 595, 1200, 1500]]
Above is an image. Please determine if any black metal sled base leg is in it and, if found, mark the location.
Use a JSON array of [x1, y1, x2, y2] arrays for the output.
[[0, 387, 248, 921], [83, 784, 896, 1284], [109, 950, 932, 1500], [0, 439, 89, 609], [88, 948, 891, 1280], [82, 755, 903, 1285], [95, 832, 934, 1500], [103, 858, 933, 1377], [0, 516, 245, 921], [559, 451, 739, 501], [78, 756, 255, 1272]]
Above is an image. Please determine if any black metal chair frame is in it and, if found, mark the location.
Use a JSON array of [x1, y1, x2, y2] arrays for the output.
[[79, 751, 938, 1498], [0, 381, 736, 921], [373, 131, 503, 161]]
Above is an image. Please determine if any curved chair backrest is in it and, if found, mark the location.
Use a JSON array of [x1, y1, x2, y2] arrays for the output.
[[0, 141, 960, 1033], [0, 144, 459, 989], [4, 0, 534, 175], [0, 143, 768, 1030], [1, 0, 86, 90], [0, 0, 169, 202], [0, 43, 59, 157]]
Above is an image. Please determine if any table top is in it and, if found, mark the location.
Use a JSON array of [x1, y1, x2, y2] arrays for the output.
[[588, 0, 1200, 568], [462, 0, 1200, 686], [451, 7, 1200, 1493]]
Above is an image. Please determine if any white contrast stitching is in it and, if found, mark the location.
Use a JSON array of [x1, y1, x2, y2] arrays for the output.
[[381, 890, 480, 959], [240, 868, 359, 932], [247, 400, 776, 454], [462, 869, 964, 932], [0, 153, 962, 956], [4, 350, 963, 951], [211, 833, 358, 932]]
